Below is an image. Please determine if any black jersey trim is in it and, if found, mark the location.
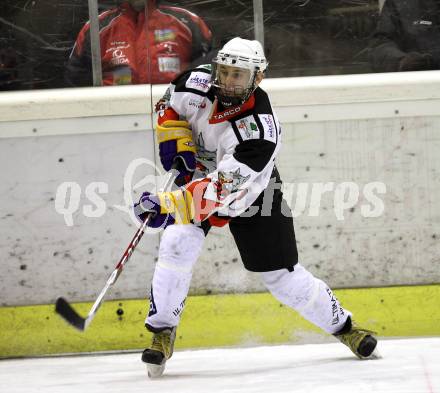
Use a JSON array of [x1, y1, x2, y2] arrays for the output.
[[231, 122, 244, 144], [218, 87, 272, 124], [253, 87, 274, 115], [233, 139, 276, 173]]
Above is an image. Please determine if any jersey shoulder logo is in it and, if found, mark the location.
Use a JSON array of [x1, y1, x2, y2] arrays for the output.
[[185, 71, 211, 92]]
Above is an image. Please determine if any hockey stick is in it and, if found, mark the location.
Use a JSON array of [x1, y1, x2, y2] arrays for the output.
[[55, 161, 182, 331]]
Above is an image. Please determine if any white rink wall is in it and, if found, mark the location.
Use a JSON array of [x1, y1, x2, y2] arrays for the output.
[[1, 72, 440, 306]]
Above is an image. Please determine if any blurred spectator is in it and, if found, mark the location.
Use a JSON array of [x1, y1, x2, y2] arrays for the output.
[[0, 47, 20, 91], [369, 0, 440, 72], [65, 0, 212, 86]]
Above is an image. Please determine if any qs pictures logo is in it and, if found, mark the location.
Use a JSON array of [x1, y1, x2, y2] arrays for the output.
[[54, 158, 167, 227]]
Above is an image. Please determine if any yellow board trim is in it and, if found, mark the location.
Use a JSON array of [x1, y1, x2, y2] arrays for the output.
[[1, 285, 439, 358]]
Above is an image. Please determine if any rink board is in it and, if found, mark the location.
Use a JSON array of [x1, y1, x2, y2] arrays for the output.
[[2, 73, 440, 308], [0, 284, 439, 358]]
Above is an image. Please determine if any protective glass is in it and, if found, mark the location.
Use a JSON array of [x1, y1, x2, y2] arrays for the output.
[[2, 1, 433, 92]]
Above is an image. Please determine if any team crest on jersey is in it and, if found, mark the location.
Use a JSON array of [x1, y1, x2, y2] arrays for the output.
[[214, 168, 250, 201], [154, 29, 176, 42], [235, 116, 260, 140], [195, 134, 216, 175]]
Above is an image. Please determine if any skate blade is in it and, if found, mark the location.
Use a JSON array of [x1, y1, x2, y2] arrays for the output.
[[146, 363, 166, 379], [360, 346, 382, 360], [368, 347, 382, 359]]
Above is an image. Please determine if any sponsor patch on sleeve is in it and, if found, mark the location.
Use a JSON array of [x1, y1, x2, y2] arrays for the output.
[[185, 71, 211, 92], [235, 115, 260, 141], [258, 114, 277, 143]]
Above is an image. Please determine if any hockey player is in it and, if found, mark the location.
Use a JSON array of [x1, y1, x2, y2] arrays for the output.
[[134, 37, 378, 378]]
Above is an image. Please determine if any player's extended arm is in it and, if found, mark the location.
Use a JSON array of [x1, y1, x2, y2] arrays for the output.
[[134, 142, 275, 229], [133, 178, 223, 229]]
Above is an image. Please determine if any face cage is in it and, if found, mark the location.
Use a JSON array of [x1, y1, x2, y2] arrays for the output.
[[211, 61, 258, 107]]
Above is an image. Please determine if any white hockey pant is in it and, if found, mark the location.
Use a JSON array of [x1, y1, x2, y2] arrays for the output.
[[261, 265, 350, 334], [146, 225, 350, 335], [146, 224, 205, 330]]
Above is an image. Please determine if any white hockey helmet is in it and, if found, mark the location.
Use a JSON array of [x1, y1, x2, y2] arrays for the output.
[[212, 37, 267, 106]]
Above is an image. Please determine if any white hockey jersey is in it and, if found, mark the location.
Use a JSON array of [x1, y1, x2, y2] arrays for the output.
[[162, 66, 282, 219]]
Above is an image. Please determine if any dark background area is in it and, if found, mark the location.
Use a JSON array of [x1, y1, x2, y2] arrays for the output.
[[0, 0, 379, 91]]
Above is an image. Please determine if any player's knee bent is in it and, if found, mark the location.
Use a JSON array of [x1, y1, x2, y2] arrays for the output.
[[157, 224, 205, 272], [261, 264, 318, 310]]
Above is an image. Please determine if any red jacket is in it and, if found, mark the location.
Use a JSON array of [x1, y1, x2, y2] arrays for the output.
[[65, 0, 212, 85]]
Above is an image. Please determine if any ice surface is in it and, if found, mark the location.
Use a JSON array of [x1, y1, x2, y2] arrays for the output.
[[1, 338, 439, 393]]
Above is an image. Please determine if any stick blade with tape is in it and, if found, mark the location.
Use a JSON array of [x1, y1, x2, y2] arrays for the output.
[[55, 297, 86, 331]]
